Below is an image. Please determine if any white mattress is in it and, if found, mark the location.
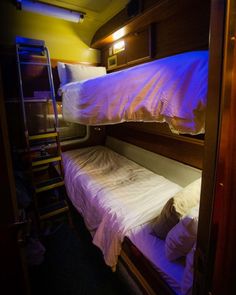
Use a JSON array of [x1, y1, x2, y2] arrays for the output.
[[60, 51, 208, 134], [127, 223, 185, 295], [62, 146, 182, 269]]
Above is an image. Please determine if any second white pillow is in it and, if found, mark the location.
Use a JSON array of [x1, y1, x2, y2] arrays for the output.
[[165, 205, 199, 261]]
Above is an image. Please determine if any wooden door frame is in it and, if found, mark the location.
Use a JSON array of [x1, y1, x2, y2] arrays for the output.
[[211, 0, 236, 293], [0, 68, 31, 294], [195, 0, 236, 294]]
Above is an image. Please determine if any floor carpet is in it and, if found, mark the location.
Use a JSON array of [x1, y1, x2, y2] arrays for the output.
[[29, 213, 134, 295]]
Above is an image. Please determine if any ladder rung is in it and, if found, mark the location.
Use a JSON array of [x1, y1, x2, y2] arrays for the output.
[[39, 200, 69, 220], [29, 132, 58, 140], [16, 36, 45, 48], [32, 155, 61, 167], [32, 164, 49, 173], [23, 98, 51, 103], [35, 177, 64, 193], [19, 61, 50, 66]]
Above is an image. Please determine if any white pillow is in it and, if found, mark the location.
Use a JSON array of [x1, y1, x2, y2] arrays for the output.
[[57, 62, 106, 86], [181, 244, 196, 295], [165, 205, 199, 261], [57, 62, 67, 86], [65, 63, 106, 82], [152, 178, 201, 239]]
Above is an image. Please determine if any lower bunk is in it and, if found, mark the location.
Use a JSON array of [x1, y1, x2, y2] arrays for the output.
[[62, 136, 201, 295]]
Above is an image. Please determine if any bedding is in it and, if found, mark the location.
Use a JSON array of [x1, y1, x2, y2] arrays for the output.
[[57, 61, 106, 86], [165, 205, 199, 261], [62, 145, 182, 270], [127, 222, 185, 295], [60, 51, 208, 134], [152, 178, 201, 239], [181, 244, 196, 295]]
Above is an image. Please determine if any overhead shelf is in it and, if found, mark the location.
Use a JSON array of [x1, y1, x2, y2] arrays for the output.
[[90, 0, 176, 49]]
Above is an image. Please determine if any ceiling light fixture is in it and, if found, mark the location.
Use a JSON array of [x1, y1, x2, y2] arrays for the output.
[[16, 0, 86, 23]]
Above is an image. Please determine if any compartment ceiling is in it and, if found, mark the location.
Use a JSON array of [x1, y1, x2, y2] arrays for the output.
[[41, 0, 129, 31]]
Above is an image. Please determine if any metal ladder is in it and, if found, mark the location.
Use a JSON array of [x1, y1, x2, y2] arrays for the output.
[[16, 36, 69, 229]]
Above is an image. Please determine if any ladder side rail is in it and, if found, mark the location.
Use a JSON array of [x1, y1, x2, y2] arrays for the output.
[[16, 44, 41, 230], [44, 46, 64, 176], [44, 46, 58, 128], [16, 44, 30, 149]]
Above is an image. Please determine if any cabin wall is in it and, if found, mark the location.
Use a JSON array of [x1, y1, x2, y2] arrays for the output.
[[92, 0, 210, 71], [0, 0, 106, 151], [0, 0, 99, 62]]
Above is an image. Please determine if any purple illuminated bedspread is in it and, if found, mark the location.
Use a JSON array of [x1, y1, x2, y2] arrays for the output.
[[60, 51, 208, 134]]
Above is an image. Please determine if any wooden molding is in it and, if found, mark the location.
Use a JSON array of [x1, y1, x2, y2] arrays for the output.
[[106, 123, 204, 169]]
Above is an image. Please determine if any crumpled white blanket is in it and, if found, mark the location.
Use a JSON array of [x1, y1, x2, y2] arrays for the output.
[[60, 51, 208, 134], [63, 146, 182, 270]]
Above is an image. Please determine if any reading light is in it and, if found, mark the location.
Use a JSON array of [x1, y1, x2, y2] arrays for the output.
[[16, 0, 86, 23], [113, 28, 125, 41]]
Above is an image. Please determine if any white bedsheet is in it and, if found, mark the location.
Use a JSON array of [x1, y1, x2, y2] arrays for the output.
[[63, 146, 182, 269], [127, 223, 185, 295], [60, 51, 208, 134]]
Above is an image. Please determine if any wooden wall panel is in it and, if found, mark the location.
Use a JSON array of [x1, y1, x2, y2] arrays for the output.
[[102, 25, 153, 71], [107, 123, 204, 169], [98, 0, 210, 71], [126, 26, 151, 63], [154, 2, 210, 58], [210, 0, 236, 293]]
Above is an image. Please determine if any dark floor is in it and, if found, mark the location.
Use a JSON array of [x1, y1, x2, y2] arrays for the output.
[[29, 212, 133, 295]]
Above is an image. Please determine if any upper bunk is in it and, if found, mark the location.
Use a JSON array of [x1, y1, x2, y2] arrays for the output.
[[59, 50, 208, 135]]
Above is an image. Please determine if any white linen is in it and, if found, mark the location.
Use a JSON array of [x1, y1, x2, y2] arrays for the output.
[[65, 63, 106, 83], [57, 62, 106, 86], [127, 223, 185, 295], [181, 244, 196, 295], [165, 205, 199, 261], [62, 146, 182, 269], [60, 51, 208, 134]]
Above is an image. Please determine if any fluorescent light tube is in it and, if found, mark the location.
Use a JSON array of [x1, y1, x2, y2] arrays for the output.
[[19, 0, 85, 23]]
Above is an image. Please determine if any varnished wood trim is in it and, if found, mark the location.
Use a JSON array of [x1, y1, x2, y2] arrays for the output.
[[120, 251, 156, 295], [211, 0, 236, 294], [195, 0, 227, 294], [107, 124, 204, 169], [91, 0, 209, 50], [121, 237, 176, 295]]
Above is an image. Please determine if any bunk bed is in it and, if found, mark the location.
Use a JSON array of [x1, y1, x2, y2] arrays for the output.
[[58, 50, 208, 295], [59, 51, 208, 135]]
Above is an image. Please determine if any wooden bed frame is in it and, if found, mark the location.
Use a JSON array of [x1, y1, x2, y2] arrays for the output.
[[120, 238, 176, 295]]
